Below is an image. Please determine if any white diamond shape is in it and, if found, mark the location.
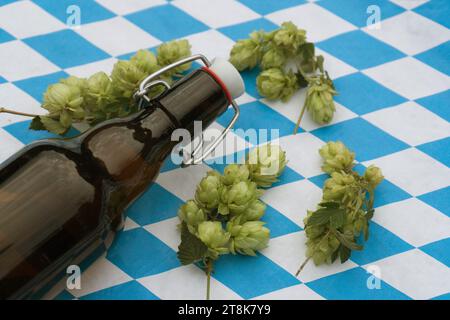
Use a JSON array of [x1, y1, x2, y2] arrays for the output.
[[0, 1, 65, 39], [0, 41, 60, 81], [363, 148, 450, 196], [0, 128, 24, 163], [138, 265, 242, 300], [96, 0, 167, 15], [363, 249, 450, 300], [0, 83, 42, 127], [266, 3, 357, 42], [144, 217, 180, 251], [184, 29, 236, 61], [65, 57, 118, 78], [363, 57, 450, 100], [373, 198, 450, 247], [260, 231, 358, 283], [363, 11, 450, 55], [173, 0, 260, 28], [76, 17, 161, 57], [390, 0, 429, 10], [261, 179, 323, 227], [315, 48, 358, 79], [363, 101, 450, 146], [252, 283, 324, 300]]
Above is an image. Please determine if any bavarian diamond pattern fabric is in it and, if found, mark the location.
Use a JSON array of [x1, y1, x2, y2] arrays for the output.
[[0, 0, 449, 300]]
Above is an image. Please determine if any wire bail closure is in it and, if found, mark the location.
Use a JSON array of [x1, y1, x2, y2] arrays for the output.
[[134, 54, 241, 168]]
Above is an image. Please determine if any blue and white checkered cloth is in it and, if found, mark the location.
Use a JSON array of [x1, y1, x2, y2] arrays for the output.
[[0, 0, 449, 300]]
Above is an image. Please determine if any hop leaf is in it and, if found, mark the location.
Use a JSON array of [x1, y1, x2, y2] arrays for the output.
[[304, 75, 337, 125], [195, 171, 223, 212], [364, 165, 384, 188], [227, 218, 270, 256], [229, 31, 264, 71], [272, 21, 306, 55], [256, 68, 299, 102], [177, 222, 208, 265], [219, 180, 261, 215], [246, 144, 287, 187], [319, 141, 355, 174], [222, 164, 250, 186], [157, 39, 192, 74], [197, 221, 230, 260]]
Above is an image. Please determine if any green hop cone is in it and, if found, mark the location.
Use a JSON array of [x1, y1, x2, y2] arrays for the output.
[[227, 218, 270, 256], [41, 83, 85, 134], [319, 141, 355, 174], [219, 180, 262, 215], [130, 49, 160, 75], [178, 200, 207, 233], [364, 165, 384, 188], [260, 46, 286, 70], [256, 68, 299, 102], [322, 171, 356, 202], [197, 221, 230, 260], [111, 60, 147, 99], [60, 76, 88, 95], [272, 21, 306, 55], [84, 72, 118, 123], [229, 31, 263, 71], [242, 199, 266, 222], [157, 39, 192, 74], [246, 144, 287, 187], [222, 164, 250, 186], [195, 171, 223, 212], [305, 75, 337, 125]]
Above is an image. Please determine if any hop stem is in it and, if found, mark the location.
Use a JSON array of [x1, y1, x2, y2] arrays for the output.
[[0, 107, 38, 118], [295, 256, 311, 277], [205, 259, 213, 300], [293, 102, 307, 134]]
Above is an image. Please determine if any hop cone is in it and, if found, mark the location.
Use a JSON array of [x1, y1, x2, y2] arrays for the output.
[[364, 165, 384, 188], [219, 180, 261, 215], [222, 164, 250, 186], [319, 141, 355, 174], [227, 218, 270, 256], [322, 171, 356, 202], [229, 31, 263, 71], [256, 68, 299, 102], [260, 46, 286, 70], [246, 144, 287, 187], [272, 21, 306, 55], [157, 39, 192, 74], [242, 199, 266, 222], [130, 49, 160, 75], [111, 60, 147, 99], [195, 171, 223, 212], [178, 200, 207, 233], [197, 221, 230, 259], [84, 72, 119, 123], [305, 75, 337, 124], [306, 233, 340, 265]]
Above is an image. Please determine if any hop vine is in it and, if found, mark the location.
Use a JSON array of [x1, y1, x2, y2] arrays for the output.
[[176, 144, 287, 299], [229, 21, 337, 134]]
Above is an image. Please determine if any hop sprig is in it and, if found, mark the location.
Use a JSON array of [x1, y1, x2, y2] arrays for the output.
[[229, 21, 337, 134], [296, 141, 383, 276], [176, 145, 287, 299], [28, 40, 192, 135]]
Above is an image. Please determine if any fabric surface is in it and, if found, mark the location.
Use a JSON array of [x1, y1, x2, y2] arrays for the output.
[[0, 0, 449, 300]]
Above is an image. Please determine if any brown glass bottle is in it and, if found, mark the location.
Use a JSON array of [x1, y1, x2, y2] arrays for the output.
[[0, 67, 235, 299]]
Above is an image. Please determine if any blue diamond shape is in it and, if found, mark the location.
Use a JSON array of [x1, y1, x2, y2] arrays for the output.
[[417, 137, 450, 167], [213, 253, 300, 299], [126, 183, 184, 226], [107, 228, 180, 278], [415, 41, 450, 76], [32, 0, 114, 25], [420, 238, 450, 268], [418, 186, 450, 218], [311, 118, 409, 161], [261, 203, 302, 237], [3, 120, 79, 145], [13, 71, 69, 102], [217, 101, 298, 141], [306, 267, 411, 299], [318, 0, 404, 27], [317, 30, 405, 69], [350, 222, 414, 265], [240, 67, 260, 98], [54, 290, 75, 300], [238, 0, 306, 15], [218, 18, 279, 41], [24, 29, 110, 69], [0, 76, 6, 84], [432, 292, 450, 300], [0, 28, 14, 44], [414, 0, 450, 28], [80, 281, 159, 300], [333, 72, 406, 114], [125, 4, 209, 42], [415, 90, 450, 122]]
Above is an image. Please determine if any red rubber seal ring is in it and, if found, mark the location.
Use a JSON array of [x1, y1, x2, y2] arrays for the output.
[[201, 66, 233, 103]]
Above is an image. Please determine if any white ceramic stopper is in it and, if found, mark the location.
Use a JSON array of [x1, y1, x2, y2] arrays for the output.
[[209, 58, 245, 99]]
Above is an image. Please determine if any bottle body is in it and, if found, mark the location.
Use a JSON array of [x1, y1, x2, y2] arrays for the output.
[[0, 69, 230, 299]]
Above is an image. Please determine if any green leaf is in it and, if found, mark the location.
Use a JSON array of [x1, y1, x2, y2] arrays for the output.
[[331, 248, 339, 263], [319, 201, 340, 209], [366, 209, 374, 220], [306, 208, 334, 226], [29, 116, 45, 131], [363, 221, 370, 242], [329, 209, 345, 229], [177, 222, 208, 265], [39, 116, 68, 135], [300, 42, 315, 60], [334, 230, 363, 251], [339, 245, 351, 263], [295, 71, 308, 88]]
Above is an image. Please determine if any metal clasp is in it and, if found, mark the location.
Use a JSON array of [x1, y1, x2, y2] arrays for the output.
[[134, 54, 241, 168]]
